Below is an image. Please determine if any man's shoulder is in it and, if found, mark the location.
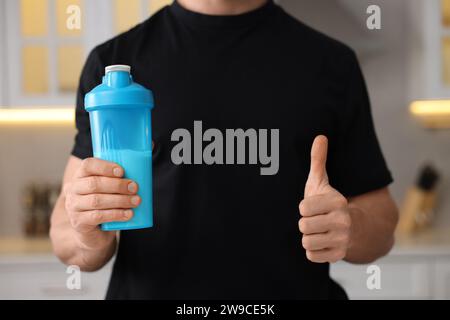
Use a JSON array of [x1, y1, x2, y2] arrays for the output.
[[277, 7, 356, 60]]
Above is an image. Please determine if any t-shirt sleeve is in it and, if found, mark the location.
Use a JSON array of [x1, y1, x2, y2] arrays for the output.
[[71, 48, 104, 159], [329, 51, 393, 198]]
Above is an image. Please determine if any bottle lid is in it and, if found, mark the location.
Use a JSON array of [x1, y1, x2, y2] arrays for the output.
[[85, 65, 153, 111], [105, 65, 131, 74]]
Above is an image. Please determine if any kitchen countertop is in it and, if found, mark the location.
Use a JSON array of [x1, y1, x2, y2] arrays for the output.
[[0, 227, 450, 257], [392, 227, 450, 256]]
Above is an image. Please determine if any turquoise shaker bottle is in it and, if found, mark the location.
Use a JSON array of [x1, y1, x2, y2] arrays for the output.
[[85, 65, 154, 231]]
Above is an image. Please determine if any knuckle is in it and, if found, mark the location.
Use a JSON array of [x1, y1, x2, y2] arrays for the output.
[[306, 250, 316, 262], [298, 200, 304, 213], [334, 250, 346, 262], [65, 193, 76, 212], [302, 236, 311, 250], [299, 219, 309, 234], [331, 210, 351, 230], [298, 219, 305, 233], [81, 158, 92, 171], [329, 210, 340, 223], [87, 176, 99, 193], [335, 233, 350, 246], [345, 215, 352, 229], [90, 194, 100, 209], [334, 195, 348, 209], [299, 200, 308, 216], [339, 214, 351, 230]]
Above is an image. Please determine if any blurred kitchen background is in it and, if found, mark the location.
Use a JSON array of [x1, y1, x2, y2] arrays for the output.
[[1, 0, 450, 299]]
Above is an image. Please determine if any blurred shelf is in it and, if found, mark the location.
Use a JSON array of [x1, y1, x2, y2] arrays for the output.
[[0, 237, 52, 255]]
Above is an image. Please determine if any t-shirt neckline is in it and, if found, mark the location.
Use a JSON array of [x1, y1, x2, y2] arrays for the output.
[[169, 0, 276, 29]]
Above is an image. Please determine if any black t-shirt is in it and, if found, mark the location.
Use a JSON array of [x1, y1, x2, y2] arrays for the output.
[[72, 0, 392, 299]]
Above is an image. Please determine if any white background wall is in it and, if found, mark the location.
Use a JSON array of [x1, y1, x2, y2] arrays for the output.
[[1, 0, 450, 235]]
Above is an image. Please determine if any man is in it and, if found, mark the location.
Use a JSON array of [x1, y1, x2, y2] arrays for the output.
[[50, 0, 398, 299]]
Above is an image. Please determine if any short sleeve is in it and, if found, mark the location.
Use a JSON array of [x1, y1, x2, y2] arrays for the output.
[[71, 48, 104, 159], [329, 51, 393, 197]]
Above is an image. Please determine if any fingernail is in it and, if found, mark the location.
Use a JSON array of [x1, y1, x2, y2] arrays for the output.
[[128, 182, 137, 193], [131, 196, 140, 206], [124, 210, 133, 219], [113, 167, 123, 177]]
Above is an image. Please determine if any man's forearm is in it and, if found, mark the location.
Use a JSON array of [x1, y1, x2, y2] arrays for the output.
[[344, 193, 398, 264], [50, 195, 117, 271]]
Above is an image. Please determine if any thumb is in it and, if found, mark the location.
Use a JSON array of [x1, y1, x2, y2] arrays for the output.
[[306, 135, 329, 195]]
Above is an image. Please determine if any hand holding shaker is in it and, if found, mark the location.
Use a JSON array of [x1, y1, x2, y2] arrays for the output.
[[85, 65, 154, 231]]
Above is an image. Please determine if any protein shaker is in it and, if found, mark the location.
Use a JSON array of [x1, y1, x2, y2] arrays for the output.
[[85, 65, 154, 230]]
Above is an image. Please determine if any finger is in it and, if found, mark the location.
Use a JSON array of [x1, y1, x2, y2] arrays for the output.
[[72, 176, 138, 195], [305, 249, 332, 263], [299, 215, 332, 235], [307, 135, 328, 187], [72, 194, 141, 211], [299, 193, 347, 217], [76, 209, 134, 226], [306, 248, 346, 264], [76, 158, 124, 178], [302, 233, 332, 251]]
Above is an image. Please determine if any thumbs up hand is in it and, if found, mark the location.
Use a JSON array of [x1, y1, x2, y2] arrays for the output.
[[299, 136, 352, 263]]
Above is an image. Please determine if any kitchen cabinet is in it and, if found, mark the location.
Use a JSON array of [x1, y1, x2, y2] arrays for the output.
[[331, 255, 434, 299], [0, 0, 171, 107], [408, 0, 450, 101], [1, 233, 449, 299], [2, 252, 449, 300], [331, 228, 450, 299], [0, 237, 112, 300], [434, 260, 450, 299], [0, 254, 112, 300]]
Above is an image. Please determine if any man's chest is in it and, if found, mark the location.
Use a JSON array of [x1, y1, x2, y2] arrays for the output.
[[144, 60, 336, 145]]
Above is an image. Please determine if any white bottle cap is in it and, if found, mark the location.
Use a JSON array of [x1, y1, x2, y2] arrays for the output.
[[105, 65, 131, 74]]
